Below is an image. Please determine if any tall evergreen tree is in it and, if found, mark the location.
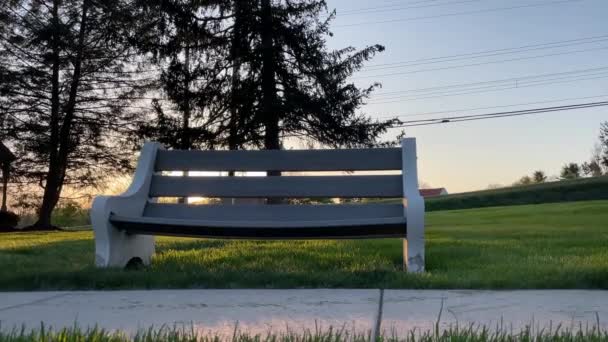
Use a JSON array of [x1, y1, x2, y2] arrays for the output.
[[247, 0, 395, 151], [131, 0, 248, 151], [227, 0, 257, 151], [133, 0, 393, 154], [0, 0, 148, 228]]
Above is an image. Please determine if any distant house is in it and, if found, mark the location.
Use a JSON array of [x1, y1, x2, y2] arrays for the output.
[[419, 188, 448, 198]]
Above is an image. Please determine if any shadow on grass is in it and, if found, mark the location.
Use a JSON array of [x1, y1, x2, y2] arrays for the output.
[[158, 238, 231, 251]]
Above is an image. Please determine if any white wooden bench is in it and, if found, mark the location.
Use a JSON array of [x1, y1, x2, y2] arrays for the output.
[[91, 138, 425, 272]]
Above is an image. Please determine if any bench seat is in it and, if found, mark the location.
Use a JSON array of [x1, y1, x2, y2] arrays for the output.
[[110, 214, 407, 239]]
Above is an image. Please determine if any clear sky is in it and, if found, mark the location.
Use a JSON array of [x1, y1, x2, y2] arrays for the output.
[[321, 0, 608, 193]]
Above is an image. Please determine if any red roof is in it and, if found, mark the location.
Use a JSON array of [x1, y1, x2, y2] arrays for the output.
[[419, 188, 447, 197]]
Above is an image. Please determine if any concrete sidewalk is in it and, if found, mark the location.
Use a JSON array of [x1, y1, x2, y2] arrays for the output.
[[1, 290, 607, 337]]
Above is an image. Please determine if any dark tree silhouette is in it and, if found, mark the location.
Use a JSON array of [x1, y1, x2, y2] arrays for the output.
[[600, 121, 608, 170], [132, 0, 396, 152], [131, 0, 267, 155], [581, 123, 608, 177], [532, 170, 547, 183], [1, 0, 399, 221], [0, 0, 148, 228], [582, 160, 603, 177], [250, 0, 395, 150], [560, 163, 581, 180], [131, 0, 234, 151]]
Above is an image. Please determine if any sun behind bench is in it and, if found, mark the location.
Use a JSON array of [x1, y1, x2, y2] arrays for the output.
[[91, 138, 425, 272]]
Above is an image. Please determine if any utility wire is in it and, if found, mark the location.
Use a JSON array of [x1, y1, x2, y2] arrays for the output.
[[369, 66, 608, 98], [374, 93, 608, 119], [391, 101, 608, 127], [338, 0, 445, 14], [338, 0, 482, 16], [283, 100, 608, 139], [368, 74, 608, 105], [355, 45, 608, 79], [361, 34, 608, 71], [367, 73, 608, 104], [334, 0, 583, 28]]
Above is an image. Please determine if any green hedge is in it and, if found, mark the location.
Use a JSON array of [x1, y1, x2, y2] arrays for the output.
[[426, 176, 608, 211]]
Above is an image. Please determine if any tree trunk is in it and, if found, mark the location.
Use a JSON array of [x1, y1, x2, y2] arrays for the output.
[[260, 0, 279, 152], [223, 0, 244, 205], [181, 40, 191, 150], [1, 163, 8, 212], [34, 0, 64, 228], [177, 38, 191, 204], [260, 0, 281, 204], [33, 0, 90, 229], [228, 0, 244, 152]]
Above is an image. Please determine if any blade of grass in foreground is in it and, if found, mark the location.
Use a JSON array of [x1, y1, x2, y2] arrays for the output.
[[0, 322, 607, 342]]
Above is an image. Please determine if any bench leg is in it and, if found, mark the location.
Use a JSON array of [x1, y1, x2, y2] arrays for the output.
[[91, 196, 155, 268], [404, 199, 425, 273], [403, 235, 424, 273], [94, 223, 155, 268]]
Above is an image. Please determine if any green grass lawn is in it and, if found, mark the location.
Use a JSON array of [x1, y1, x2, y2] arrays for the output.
[[1, 200, 607, 290]]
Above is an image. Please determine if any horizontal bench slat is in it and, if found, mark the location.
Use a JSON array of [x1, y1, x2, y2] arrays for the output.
[[110, 214, 407, 239], [155, 148, 402, 172], [144, 203, 405, 221], [149, 175, 403, 198]]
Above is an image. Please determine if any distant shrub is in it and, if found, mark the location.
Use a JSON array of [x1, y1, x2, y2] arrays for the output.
[[0, 210, 20, 229], [52, 200, 90, 227]]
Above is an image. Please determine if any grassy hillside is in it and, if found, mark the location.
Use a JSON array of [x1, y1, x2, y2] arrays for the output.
[[1, 200, 607, 290], [425, 176, 608, 211]]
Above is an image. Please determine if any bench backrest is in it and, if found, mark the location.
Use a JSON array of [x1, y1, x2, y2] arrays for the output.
[[140, 138, 420, 200]]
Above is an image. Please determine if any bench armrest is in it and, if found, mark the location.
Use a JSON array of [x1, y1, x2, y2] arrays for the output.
[[91, 142, 162, 218], [91, 142, 162, 267]]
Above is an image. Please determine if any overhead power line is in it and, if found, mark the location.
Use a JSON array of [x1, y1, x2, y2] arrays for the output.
[[284, 100, 608, 139], [338, 0, 482, 16], [361, 34, 608, 71], [391, 101, 608, 128], [373, 66, 608, 96], [355, 46, 608, 79], [366, 66, 608, 101], [338, 0, 446, 14], [334, 0, 583, 28], [367, 72, 608, 104], [374, 93, 608, 119]]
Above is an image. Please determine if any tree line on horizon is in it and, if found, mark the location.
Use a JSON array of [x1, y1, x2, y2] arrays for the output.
[[0, 0, 400, 229], [509, 123, 608, 187]]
